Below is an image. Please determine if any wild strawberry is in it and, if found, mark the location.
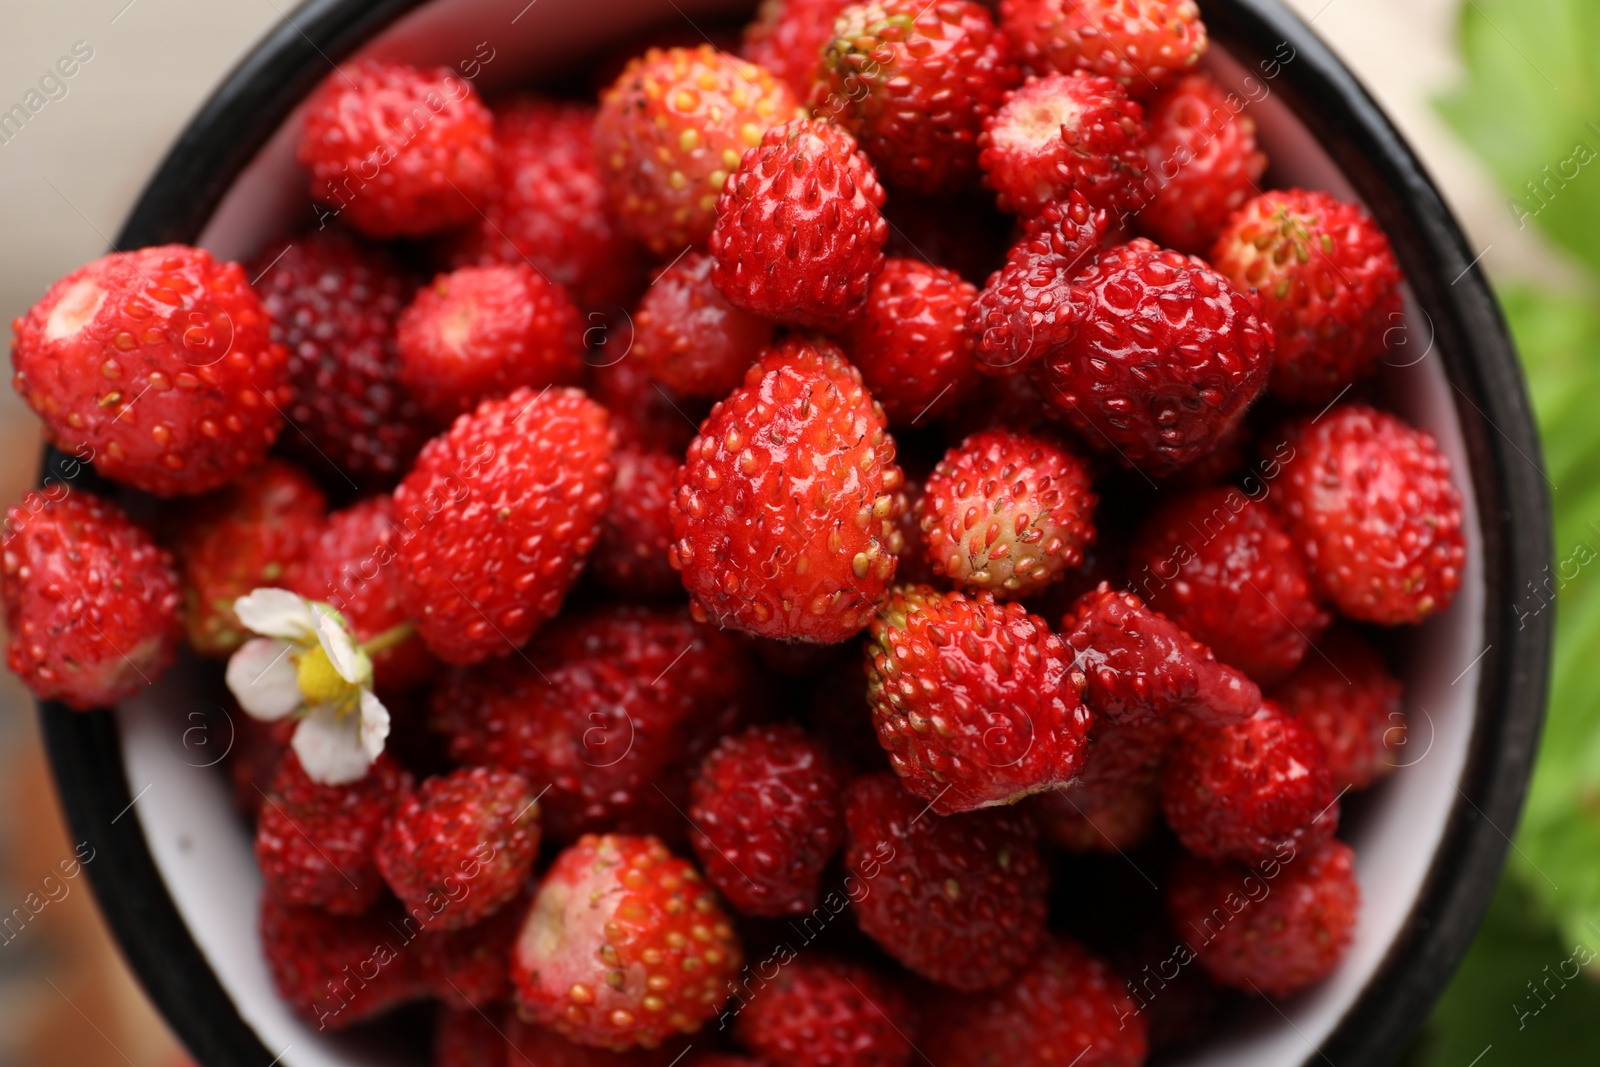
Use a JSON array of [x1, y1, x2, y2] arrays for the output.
[[731, 956, 915, 1067], [392, 387, 614, 665], [1062, 583, 1260, 728], [591, 355, 707, 456], [1166, 839, 1360, 996], [595, 46, 801, 256], [417, 886, 528, 1007], [742, 0, 852, 96], [1001, 0, 1207, 97], [1161, 701, 1339, 863], [1032, 238, 1273, 475], [590, 447, 684, 598], [840, 257, 979, 427], [260, 895, 421, 1029], [1, 490, 179, 710], [887, 476, 937, 587], [709, 119, 889, 329], [1273, 627, 1405, 791], [844, 772, 1049, 989], [496, 1016, 696, 1065], [512, 834, 744, 1049], [1032, 717, 1174, 852], [866, 586, 1090, 811], [815, 0, 1021, 195], [979, 72, 1148, 217], [173, 459, 327, 657], [442, 98, 646, 311], [297, 59, 497, 238], [11, 245, 290, 496], [923, 937, 1148, 1067], [1128, 486, 1329, 687], [1135, 72, 1267, 254], [1210, 189, 1404, 404], [255, 750, 411, 915], [1272, 404, 1465, 624], [632, 250, 773, 400], [688, 723, 845, 917], [670, 337, 905, 643], [376, 767, 541, 930], [397, 264, 585, 420], [250, 230, 427, 487]]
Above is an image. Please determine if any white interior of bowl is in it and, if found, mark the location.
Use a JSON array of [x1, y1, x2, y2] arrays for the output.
[[116, 1, 1487, 1063]]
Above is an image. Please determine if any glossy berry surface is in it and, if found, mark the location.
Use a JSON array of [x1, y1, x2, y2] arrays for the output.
[[1001, 0, 1207, 96], [841, 257, 979, 427]]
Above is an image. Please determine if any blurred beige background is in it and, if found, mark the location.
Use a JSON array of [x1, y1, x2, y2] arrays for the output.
[[0, 0, 1564, 1064]]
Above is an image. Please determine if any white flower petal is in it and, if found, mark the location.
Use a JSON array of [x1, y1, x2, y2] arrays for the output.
[[291, 706, 373, 786], [235, 588, 318, 641], [312, 608, 369, 685], [225, 638, 302, 721], [358, 690, 391, 763]]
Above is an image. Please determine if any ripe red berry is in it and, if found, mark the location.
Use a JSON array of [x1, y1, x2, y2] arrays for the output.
[[260, 895, 421, 1030], [979, 72, 1148, 217], [511, 834, 744, 1050], [174, 459, 327, 657], [1135, 72, 1267, 254], [742, 0, 852, 96], [816, 0, 1021, 195], [417, 889, 526, 1007], [1, 490, 179, 710], [255, 750, 411, 915], [1273, 627, 1405, 791], [670, 337, 905, 643], [1000, 0, 1207, 97], [1032, 718, 1174, 852], [1161, 701, 1339, 863], [709, 119, 889, 330], [596, 46, 800, 256], [297, 59, 497, 238], [392, 387, 614, 664], [397, 264, 585, 420], [844, 772, 1049, 989], [840, 257, 979, 427], [501, 1014, 697, 1065], [1272, 404, 1465, 624], [731, 956, 915, 1067], [249, 230, 427, 487], [1032, 238, 1273, 475], [1128, 486, 1330, 687], [688, 723, 845, 917], [11, 245, 290, 496], [1062, 583, 1260, 728], [590, 446, 684, 598], [1166, 838, 1360, 997], [1211, 189, 1404, 404], [923, 937, 1148, 1067], [632, 250, 773, 400]]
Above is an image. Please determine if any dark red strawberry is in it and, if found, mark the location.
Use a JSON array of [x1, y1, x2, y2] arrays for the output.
[[417, 889, 527, 1007], [1273, 627, 1405, 791], [742, 0, 852, 96], [260, 895, 422, 1029], [632, 250, 773, 400], [590, 446, 684, 598], [1032, 717, 1174, 852], [732, 956, 915, 1067]]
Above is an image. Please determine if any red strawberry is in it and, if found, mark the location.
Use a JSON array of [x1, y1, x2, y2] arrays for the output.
[[1166, 839, 1360, 997], [1161, 701, 1339, 863], [839, 257, 979, 427], [1273, 627, 1405, 791], [632, 250, 773, 400], [1062, 583, 1260, 728], [1032, 238, 1273, 475], [669, 337, 905, 642], [1272, 404, 1465, 624], [1211, 189, 1404, 405], [688, 723, 846, 917], [731, 956, 915, 1067], [843, 772, 1049, 990], [815, 0, 1021, 195], [417, 888, 527, 1007], [1000, 0, 1207, 97], [591, 354, 707, 456], [979, 72, 1148, 217], [923, 937, 1148, 1067], [1032, 717, 1174, 852], [865, 586, 1091, 812], [888, 476, 937, 587], [1, 489, 179, 710], [260, 895, 421, 1030], [11, 245, 290, 496], [511, 834, 744, 1049], [590, 446, 684, 598], [376, 767, 541, 930], [297, 59, 497, 239], [392, 387, 614, 664], [1128, 486, 1329, 687], [1135, 72, 1267, 254], [173, 459, 327, 657], [506, 1016, 696, 1065], [595, 46, 800, 256], [709, 119, 889, 330], [442, 98, 646, 311], [250, 229, 428, 487], [742, 0, 851, 96]]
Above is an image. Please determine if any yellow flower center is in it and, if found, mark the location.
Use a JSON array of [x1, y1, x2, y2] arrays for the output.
[[296, 646, 353, 707]]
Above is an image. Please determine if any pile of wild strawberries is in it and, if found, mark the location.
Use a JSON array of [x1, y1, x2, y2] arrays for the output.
[[3, 0, 1468, 1062]]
